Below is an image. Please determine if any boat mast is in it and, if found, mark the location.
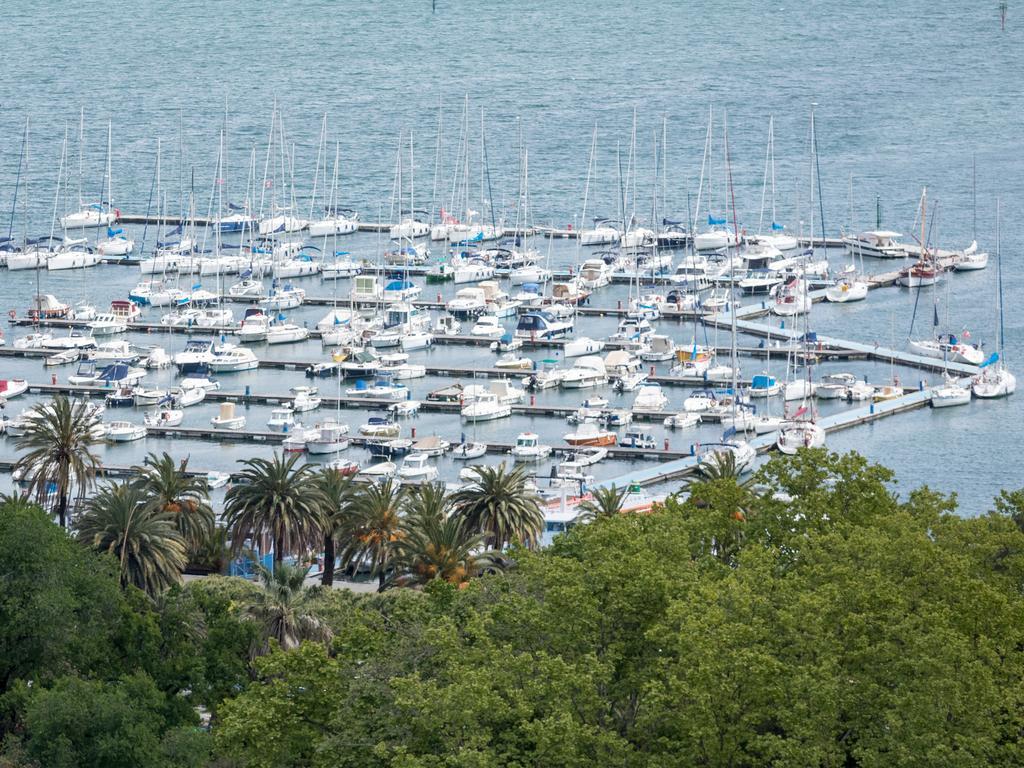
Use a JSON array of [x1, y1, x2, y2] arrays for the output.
[[723, 111, 740, 425], [309, 113, 327, 221]]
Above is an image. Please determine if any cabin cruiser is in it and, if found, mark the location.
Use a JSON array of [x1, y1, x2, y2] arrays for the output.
[[843, 230, 906, 259], [446, 287, 488, 319], [509, 432, 552, 462], [41, 328, 97, 351], [560, 356, 608, 389], [460, 392, 511, 422], [173, 339, 215, 373], [631, 384, 669, 413], [86, 313, 128, 336], [88, 340, 137, 362], [578, 258, 614, 289], [579, 218, 621, 246], [515, 311, 573, 341], [306, 422, 351, 454], [236, 309, 271, 342], [208, 344, 260, 372]]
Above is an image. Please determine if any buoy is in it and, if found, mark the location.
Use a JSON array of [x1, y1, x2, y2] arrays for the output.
[[663, 438, 670, 452], [411, 427, 416, 438], [530, 394, 536, 406], [51, 374, 57, 385]]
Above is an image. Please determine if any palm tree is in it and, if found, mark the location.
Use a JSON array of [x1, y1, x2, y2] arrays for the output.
[[316, 468, 360, 586], [576, 484, 630, 523], [76, 482, 187, 596], [697, 450, 749, 483], [223, 453, 327, 565], [451, 464, 543, 550], [389, 512, 501, 589], [338, 479, 405, 591], [13, 395, 101, 528], [403, 481, 452, 523], [131, 452, 214, 552], [243, 561, 331, 655]]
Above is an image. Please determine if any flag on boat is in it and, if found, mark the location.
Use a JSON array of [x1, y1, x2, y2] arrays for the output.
[[708, 214, 726, 226]]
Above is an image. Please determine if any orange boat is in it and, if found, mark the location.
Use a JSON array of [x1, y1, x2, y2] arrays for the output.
[[563, 423, 617, 447]]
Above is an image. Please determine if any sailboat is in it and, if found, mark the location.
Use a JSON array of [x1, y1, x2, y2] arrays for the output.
[[95, 122, 134, 257], [955, 158, 989, 271], [972, 200, 1016, 398], [776, 108, 826, 455], [755, 116, 799, 252], [897, 189, 942, 288], [388, 130, 429, 239]]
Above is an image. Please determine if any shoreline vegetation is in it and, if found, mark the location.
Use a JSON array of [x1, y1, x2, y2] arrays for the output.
[[2, 425, 1024, 765]]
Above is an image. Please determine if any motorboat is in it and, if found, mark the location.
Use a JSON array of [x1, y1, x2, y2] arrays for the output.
[[14, 332, 53, 350], [89, 340, 138, 362], [563, 423, 617, 447], [179, 375, 220, 392], [85, 313, 128, 336], [640, 335, 676, 362], [358, 418, 400, 438], [205, 471, 232, 489], [44, 349, 80, 367], [396, 454, 439, 485], [174, 339, 215, 373], [236, 309, 271, 342], [631, 384, 669, 413], [749, 374, 782, 398], [0, 379, 29, 400], [461, 392, 511, 422], [578, 258, 614, 290], [610, 316, 653, 344], [433, 316, 462, 336], [682, 389, 720, 412], [350, 275, 383, 304], [381, 279, 422, 303], [560, 356, 608, 389], [816, 373, 856, 400], [548, 279, 591, 306], [843, 230, 906, 259], [619, 427, 659, 450], [144, 407, 184, 428], [106, 421, 147, 442], [210, 402, 246, 430], [366, 437, 413, 458], [265, 322, 310, 345], [174, 386, 206, 408], [356, 461, 398, 482], [388, 400, 421, 418], [264, 409, 296, 434], [259, 285, 306, 311], [282, 426, 317, 453], [228, 278, 265, 298], [510, 432, 552, 462], [410, 435, 451, 457], [453, 261, 495, 285], [470, 316, 506, 338], [291, 387, 322, 412], [96, 362, 146, 388], [698, 441, 757, 474], [306, 422, 350, 454], [509, 265, 552, 285], [522, 362, 565, 390], [41, 328, 97, 351], [694, 225, 733, 251], [208, 344, 259, 372], [663, 411, 701, 429], [133, 387, 169, 407], [494, 353, 533, 370], [345, 379, 408, 401], [446, 287, 488, 319], [515, 311, 574, 341]]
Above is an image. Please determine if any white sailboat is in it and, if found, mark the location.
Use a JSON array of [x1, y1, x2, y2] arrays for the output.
[[972, 201, 1016, 399]]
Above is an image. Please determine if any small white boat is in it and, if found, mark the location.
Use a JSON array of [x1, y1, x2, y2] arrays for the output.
[[144, 347, 172, 369], [631, 384, 669, 413], [510, 432, 552, 462], [106, 421, 147, 442], [144, 408, 184, 428], [358, 418, 400, 437], [388, 400, 421, 418], [14, 332, 53, 350], [954, 241, 988, 271], [825, 278, 869, 303], [205, 471, 231, 489], [931, 378, 972, 408], [563, 337, 605, 358], [208, 344, 260, 372], [452, 441, 487, 460], [44, 349, 80, 367], [179, 375, 220, 391], [228, 278, 265, 298], [290, 387, 322, 412], [0, 379, 29, 400], [87, 313, 129, 336], [411, 435, 450, 457], [259, 286, 306, 311], [663, 412, 700, 429], [461, 393, 512, 422], [305, 422, 350, 454], [776, 420, 826, 454], [41, 328, 97, 350], [265, 323, 310, 345], [356, 461, 398, 482], [560, 356, 608, 389], [397, 454, 439, 485], [470, 316, 506, 338], [133, 387, 169, 407], [266, 407, 297, 433], [210, 402, 246, 430]]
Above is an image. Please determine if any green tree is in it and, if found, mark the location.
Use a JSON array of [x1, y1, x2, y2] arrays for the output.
[[452, 463, 543, 550], [131, 452, 214, 553], [316, 468, 360, 586], [390, 509, 501, 588], [20, 673, 168, 768], [338, 479, 405, 590], [0, 499, 125, 697], [223, 453, 327, 565], [13, 395, 101, 528], [75, 482, 188, 596], [242, 562, 331, 655], [575, 484, 629, 522]]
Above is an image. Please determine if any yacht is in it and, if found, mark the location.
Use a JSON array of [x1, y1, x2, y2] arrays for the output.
[[87, 313, 128, 336], [446, 287, 488, 319], [228, 278, 265, 298], [930, 377, 972, 408], [308, 209, 359, 237], [578, 258, 614, 289], [236, 309, 271, 342], [173, 339, 215, 373], [510, 432, 553, 462], [41, 328, 97, 350], [259, 285, 306, 311], [461, 392, 511, 422], [208, 344, 259, 372], [560, 356, 608, 389], [515, 311, 574, 341], [908, 333, 986, 366], [106, 421, 147, 442], [89, 340, 137, 362], [842, 230, 906, 259]]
